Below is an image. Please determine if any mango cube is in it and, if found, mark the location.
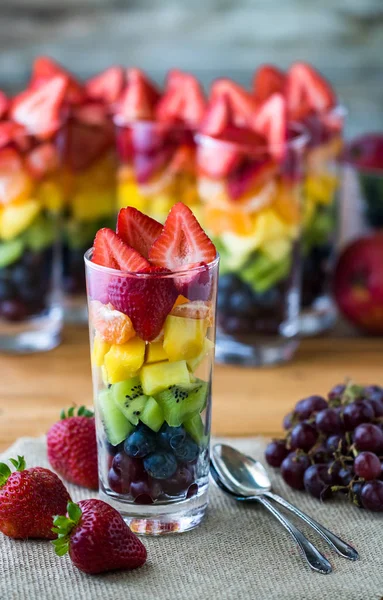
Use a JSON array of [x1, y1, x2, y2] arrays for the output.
[[104, 337, 146, 384], [146, 341, 168, 364], [91, 334, 111, 367], [140, 360, 190, 396], [0, 199, 41, 240], [163, 315, 208, 362]]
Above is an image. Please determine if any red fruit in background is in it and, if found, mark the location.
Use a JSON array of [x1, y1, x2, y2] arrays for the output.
[[250, 93, 287, 160], [133, 146, 173, 184], [227, 158, 277, 201], [64, 108, 113, 170], [11, 75, 68, 139], [73, 102, 108, 126], [197, 139, 240, 179], [92, 228, 150, 271], [0, 91, 9, 119], [85, 66, 125, 105], [286, 62, 336, 120], [47, 406, 98, 490], [30, 56, 85, 105], [0, 456, 71, 539], [210, 79, 256, 127], [117, 207, 162, 259], [149, 202, 217, 271], [200, 94, 232, 137], [25, 142, 59, 179], [253, 64, 286, 103], [108, 266, 178, 341], [52, 500, 147, 574], [118, 68, 160, 122], [334, 233, 383, 334], [156, 70, 206, 128], [0, 121, 26, 151]]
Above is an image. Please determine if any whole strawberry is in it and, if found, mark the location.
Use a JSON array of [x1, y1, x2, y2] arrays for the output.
[[52, 500, 147, 574], [47, 406, 98, 490], [0, 456, 71, 539]]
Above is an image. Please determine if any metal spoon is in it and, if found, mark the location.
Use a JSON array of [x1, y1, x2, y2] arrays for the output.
[[212, 444, 358, 562], [210, 461, 332, 574]]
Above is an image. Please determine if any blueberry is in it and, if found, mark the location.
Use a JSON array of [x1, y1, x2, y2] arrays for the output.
[[173, 435, 199, 462], [143, 451, 178, 479], [0, 279, 14, 302], [124, 428, 156, 458], [159, 424, 186, 450], [253, 287, 281, 310], [228, 289, 254, 316], [219, 274, 241, 294]]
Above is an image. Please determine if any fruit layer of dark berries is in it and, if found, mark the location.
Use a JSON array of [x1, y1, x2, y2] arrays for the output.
[[302, 244, 333, 308], [0, 247, 54, 322], [265, 383, 383, 511], [104, 423, 208, 504]]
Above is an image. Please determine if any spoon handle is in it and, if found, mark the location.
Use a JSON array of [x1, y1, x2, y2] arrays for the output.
[[255, 496, 332, 574], [264, 491, 359, 561]]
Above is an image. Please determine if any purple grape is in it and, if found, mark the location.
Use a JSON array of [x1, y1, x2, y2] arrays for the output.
[[343, 400, 374, 431], [294, 395, 328, 420], [361, 480, 383, 511], [354, 423, 383, 453], [351, 481, 364, 508], [315, 408, 343, 435], [326, 434, 347, 455], [303, 464, 333, 499], [310, 444, 330, 464], [283, 412, 293, 430], [265, 440, 289, 468], [281, 452, 310, 490], [328, 383, 346, 402], [367, 397, 383, 418], [290, 422, 318, 452], [337, 466, 354, 487], [354, 452, 382, 480], [161, 466, 193, 496], [364, 385, 383, 403]]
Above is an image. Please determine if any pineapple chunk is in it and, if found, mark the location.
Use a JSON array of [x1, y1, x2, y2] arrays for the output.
[[140, 360, 190, 396], [104, 337, 146, 384], [0, 199, 41, 241], [91, 334, 111, 367], [163, 315, 208, 362], [117, 179, 146, 211], [187, 338, 215, 372], [72, 188, 114, 222], [146, 341, 168, 364], [37, 179, 63, 213], [101, 365, 109, 386]]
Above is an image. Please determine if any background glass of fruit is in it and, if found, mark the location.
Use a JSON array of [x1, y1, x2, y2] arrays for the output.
[[0, 75, 66, 352], [343, 133, 383, 235], [86, 204, 218, 534], [114, 68, 205, 223], [195, 84, 308, 365]]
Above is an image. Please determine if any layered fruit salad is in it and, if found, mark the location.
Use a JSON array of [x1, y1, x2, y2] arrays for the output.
[[115, 69, 206, 223], [0, 76, 66, 322], [196, 82, 305, 339], [86, 203, 217, 506]]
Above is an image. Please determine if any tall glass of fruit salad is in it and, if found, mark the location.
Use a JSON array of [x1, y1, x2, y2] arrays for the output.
[[0, 75, 67, 352], [114, 69, 205, 223], [196, 81, 309, 365], [86, 203, 218, 534], [282, 63, 346, 334]]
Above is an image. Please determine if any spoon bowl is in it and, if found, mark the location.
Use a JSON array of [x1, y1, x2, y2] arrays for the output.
[[212, 443, 271, 496]]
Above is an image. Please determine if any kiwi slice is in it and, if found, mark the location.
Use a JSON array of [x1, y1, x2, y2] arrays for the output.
[[98, 389, 133, 446], [140, 397, 164, 432], [155, 379, 208, 427], [0, 239, 24, 268], [23, 215, 55, 251], [112, 377, 147, 426], [183, 413, 208, 446]]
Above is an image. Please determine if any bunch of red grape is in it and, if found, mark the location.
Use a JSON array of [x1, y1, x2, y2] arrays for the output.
[[265, 383, 383, 511]]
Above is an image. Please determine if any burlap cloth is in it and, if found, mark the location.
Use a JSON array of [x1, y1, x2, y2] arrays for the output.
[[0, 436, 382, 600]]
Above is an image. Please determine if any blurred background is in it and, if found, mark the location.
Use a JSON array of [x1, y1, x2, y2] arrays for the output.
[[1, 0, 382, 137]]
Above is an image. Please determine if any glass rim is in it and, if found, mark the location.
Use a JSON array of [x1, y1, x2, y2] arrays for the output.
[[343, 133, 383, 176], [113, 114, 192, 132], [194, 121, 310, 156], [84, 249, 220, 278]]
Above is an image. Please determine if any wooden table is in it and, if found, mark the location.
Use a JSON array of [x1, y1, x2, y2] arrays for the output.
[[0, 327, 382, 452]]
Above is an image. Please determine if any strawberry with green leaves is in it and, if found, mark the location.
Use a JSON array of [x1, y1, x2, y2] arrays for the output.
[[52, 500, 147, 574], [47, 406, 99, 490], [0, 456, 71, 539]]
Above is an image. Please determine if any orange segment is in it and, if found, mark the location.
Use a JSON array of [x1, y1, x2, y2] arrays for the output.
[[273, 182, 300, 225], [203, 205, 253, 236], [90, 300, 135, 345], [173, 295, 190, 307]]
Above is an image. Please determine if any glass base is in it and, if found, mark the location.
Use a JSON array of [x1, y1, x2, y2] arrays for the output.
[[99, 484, 208, 536], [0, 306, 62, 353], [299, 296, 337, 336], [64, 294, 88, 324], [215, 333, 299, 366]]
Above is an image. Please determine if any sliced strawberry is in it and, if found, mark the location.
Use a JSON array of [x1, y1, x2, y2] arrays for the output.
[[155, 88, 184, 123], [30, 56, 85, 104], [85, 66, 124, 105], [0, 122, 26, 150], [210, 79, 256, 127], [252, 64, 286, 103], [117, 207, 163, 259], [118, 69, 160, 122], [92, 228, 150, 271], [64, 115, 113, 170], [0, 147, 23, 171], [197, 139, 240, 179], [127, 68, 161, 107], [73, 102, 108, 126], [11, 75, 68, 139], [156, 70, 206, 127], [25, 143, 59, 179], [133, 146, 173, 184], [0, 91, 9, 119], [250, 93, 287, 160], [200, 94, 232, 137], [227, 158, 277, 201], [286, 62, 336, 120], [108, 266, 178, 341], [149, 202, 216, 270], [175, 262, 213, 301]]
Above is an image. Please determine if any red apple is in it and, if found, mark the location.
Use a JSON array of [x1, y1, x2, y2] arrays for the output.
[[334, 233, 383, 334]]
